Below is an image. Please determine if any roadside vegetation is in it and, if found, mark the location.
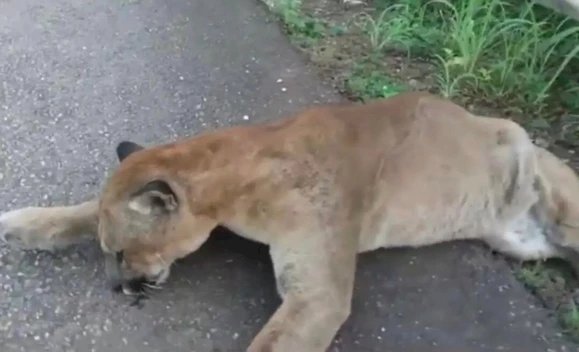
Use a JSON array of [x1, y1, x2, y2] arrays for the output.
[[264, 0, 579, 341], [269, 0, 578, 137], [516, 261, 579, 341], [365, 0, 578, 110]]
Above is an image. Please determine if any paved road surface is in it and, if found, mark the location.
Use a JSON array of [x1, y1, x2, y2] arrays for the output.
[[0, 0, 575, 351]]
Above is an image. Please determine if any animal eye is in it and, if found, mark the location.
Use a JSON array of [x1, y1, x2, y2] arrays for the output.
[[116, 251, 124, 263]]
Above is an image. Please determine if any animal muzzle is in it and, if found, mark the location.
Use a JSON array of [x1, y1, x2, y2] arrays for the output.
[[104, 252, 152, 295]]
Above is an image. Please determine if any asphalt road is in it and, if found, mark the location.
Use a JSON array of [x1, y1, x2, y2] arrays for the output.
[[0, 0, 576, 351]]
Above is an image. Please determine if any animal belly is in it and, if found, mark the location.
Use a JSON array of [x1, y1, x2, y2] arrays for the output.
[[359, 195, 494, 252]]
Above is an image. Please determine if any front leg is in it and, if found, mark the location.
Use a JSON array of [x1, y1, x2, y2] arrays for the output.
[[0, 199, 99, 250], [248, 227, 358, 352]]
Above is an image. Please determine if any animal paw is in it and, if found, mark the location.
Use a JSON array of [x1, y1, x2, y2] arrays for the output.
[[0, 207, 65, 251]]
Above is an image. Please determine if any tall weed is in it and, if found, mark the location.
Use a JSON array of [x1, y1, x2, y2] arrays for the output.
[[359, 0, 579, 117]]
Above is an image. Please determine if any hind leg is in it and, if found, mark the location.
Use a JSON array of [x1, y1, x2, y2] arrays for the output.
[[485, 230, 561, 262], [483, 209, 564, 262], [530, 146, 579, 275], [0, 199, 99, 251], [486, 224, 579, 277]]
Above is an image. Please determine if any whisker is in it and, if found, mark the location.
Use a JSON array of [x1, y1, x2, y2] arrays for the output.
[[143, 282, 163, 290], [156, 253, 168, 267]]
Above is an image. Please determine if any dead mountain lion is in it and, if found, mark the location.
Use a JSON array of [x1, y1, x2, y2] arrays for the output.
[[2, 92, 579, 352]]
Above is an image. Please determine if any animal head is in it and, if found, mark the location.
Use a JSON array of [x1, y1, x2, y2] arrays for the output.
[[97, 141, 216, 292]]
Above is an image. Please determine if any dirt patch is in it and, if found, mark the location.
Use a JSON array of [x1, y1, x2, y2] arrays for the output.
[[287, 1, 439, 98], [263, 0, 579, 343]]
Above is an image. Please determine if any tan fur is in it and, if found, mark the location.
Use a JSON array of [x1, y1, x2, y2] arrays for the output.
[[2, 92, 579, 352]]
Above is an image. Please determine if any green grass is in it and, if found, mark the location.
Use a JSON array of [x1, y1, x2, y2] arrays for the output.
[[515, 261, 579, 341], [346, 62, 407, 101], [359, 0, 579, 122], [270, 0, 579, 130], [562, 302, 579, 340], [269, 0, 326, 47], [515, 262, 562, 289]]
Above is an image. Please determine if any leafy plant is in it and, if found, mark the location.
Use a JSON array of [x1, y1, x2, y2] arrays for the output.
[[359, 0, 579, 120], [346, 64, 407, 101], [272, 0, 326, 45]]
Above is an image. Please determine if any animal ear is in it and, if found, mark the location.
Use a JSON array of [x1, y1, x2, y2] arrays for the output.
[[128, 180, 178, 215], [116, 141, 145, 162]]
